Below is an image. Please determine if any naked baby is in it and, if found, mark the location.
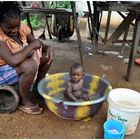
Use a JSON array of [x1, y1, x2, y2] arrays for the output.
[[65, 63, 90, 102]]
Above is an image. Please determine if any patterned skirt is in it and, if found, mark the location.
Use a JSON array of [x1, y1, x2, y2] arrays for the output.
[[0, 64, 18, 85]]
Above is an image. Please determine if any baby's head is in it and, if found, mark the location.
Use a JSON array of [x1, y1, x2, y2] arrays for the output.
[[69, 63, 84, 83], [0, 2, 22, 37]]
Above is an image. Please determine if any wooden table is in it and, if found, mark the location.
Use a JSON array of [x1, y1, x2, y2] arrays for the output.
[[92, 2, 140, 81]]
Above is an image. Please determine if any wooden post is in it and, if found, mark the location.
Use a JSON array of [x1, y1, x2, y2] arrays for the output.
[[71, 2, 84, 67], [104, 11, 111, 42], [87, 1, 95, 42], [87, 17, 93, 40], [126, 16, 140, 81], [41, 1, 52, 39], [21, 2, 34, 36]]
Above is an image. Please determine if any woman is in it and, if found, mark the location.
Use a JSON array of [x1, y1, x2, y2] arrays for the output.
[[0, 2, 54, 114]]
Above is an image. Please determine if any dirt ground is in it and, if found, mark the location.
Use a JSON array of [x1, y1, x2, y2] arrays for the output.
[[0, 23, 140, 139]]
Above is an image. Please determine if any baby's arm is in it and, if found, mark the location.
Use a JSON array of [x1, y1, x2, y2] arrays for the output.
[[66, 82, 78, 102]]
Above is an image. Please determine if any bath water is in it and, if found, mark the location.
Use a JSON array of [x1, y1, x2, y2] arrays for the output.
[[50, 92, 101, 102], [50, 92, 65, 100]]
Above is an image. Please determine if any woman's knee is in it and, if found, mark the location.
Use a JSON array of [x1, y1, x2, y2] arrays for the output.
[[17, 59, 38, 75], [40, 54, 53, 66]]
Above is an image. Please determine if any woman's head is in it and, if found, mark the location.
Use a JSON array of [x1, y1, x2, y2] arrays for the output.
[[0, 2, 22, 37], [70, 63, 84, 83]]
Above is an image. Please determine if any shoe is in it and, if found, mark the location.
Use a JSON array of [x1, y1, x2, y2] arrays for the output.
[[18, 104, 43, 115]]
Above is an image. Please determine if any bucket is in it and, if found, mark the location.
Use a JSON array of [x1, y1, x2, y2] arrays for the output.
[[104, 120, 125, 139], [0, 85, 19, 113], [107, 88, 140, 135]]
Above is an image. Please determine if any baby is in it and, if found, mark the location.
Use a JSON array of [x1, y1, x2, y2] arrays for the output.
[[65, 63, 90, 102]]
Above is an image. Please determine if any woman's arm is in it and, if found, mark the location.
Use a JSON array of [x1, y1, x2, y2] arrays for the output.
[[27, 33, 49, 51], [27, 33, 55, 64], [0, 40, 41, 67]]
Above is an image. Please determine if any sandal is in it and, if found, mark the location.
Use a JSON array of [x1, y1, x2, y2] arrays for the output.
[[135, 58, 140, 65], [18, 104, 43, 115]]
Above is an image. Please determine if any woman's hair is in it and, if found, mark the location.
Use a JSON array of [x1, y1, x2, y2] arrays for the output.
[[70, 63, 84, 74], [0, 2, 22, 22]]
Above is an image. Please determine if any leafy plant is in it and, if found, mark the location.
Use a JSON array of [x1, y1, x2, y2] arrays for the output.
[[49, 1, 71, 9], [56, 1, 71, 9], [21, 14, 45, 30]]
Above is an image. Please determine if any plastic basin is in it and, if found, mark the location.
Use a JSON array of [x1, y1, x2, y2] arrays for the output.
[[38, 73, 112, 120]]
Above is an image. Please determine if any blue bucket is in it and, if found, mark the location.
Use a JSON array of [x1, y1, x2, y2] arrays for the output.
[[104, 120, 125, 139]]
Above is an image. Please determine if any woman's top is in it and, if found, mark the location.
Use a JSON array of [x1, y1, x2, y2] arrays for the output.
[[0, 24, 30, 66]]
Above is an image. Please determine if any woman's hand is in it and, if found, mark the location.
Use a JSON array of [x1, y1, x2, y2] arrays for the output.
[[29, 39, 41, 49], [45, 46, 55, 65]]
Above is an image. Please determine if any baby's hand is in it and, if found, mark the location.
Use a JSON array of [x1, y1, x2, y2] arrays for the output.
[[82, 94, 90, 101], [72, 98, 79, 102], [82, 88, 89, 94]]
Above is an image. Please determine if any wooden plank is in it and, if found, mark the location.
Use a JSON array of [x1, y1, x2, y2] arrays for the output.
[[22, 7, 74, 15], [104, 12, 135, 48], [117, 11, 134, 26], [98, 2, 140, 12], [113, 40, 132, 43]]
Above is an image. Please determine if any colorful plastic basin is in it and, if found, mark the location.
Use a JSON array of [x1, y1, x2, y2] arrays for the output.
[[38, 73, 112, 120]]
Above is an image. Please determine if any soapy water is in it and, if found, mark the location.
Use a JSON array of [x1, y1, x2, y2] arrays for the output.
[[108, 129, 119, 134], [50, 91, 101, 102]]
